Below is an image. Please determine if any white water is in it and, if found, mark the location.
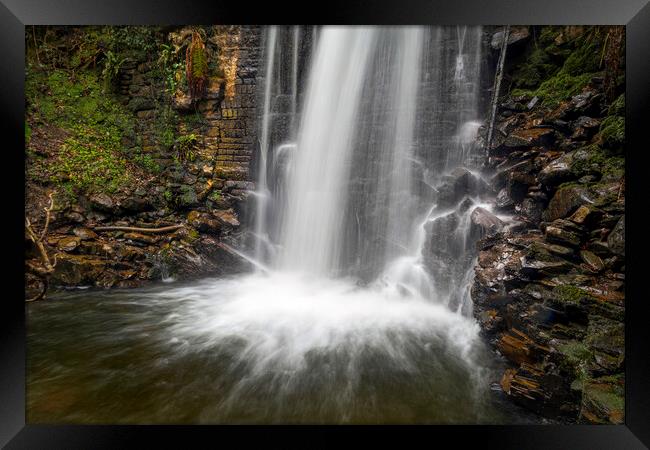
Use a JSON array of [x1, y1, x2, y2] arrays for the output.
[[253, 25, 277, 263], [278, 28, 378, 274]]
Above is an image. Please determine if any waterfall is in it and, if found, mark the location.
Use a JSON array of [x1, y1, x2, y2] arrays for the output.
[[256, 25, 489, 312], [253, 25, 277, 264]]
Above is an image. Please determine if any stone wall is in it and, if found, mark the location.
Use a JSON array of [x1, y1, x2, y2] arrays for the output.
[[116, 25, 263, 191]]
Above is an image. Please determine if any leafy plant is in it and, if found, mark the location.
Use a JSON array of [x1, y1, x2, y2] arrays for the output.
[[186, 31, 208, 101], [176, 133, 198, 162]]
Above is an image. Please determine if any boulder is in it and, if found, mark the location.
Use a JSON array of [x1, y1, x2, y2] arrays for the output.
[[504, 128, 555, 149], [545, 220, 583, 247], [539, 153, 576, 186], [470, 207, 504, 237], [495, 188, 515, 210], [188, 210, 222, 234], [56, 236, 81, 252], [580, 376, 624, 424], [212, 209, 240, 228], [490, 26, 531, 51], [580, 250, 605, 272], [570, 116, 601, 141], [568, 205, 603, 227], [436, 168, 487, 208], [73, 227, 98, 240], [544, 184, 594, 221], [89, 193, 116, 213]]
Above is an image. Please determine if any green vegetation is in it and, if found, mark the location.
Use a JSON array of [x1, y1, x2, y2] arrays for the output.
[[599, 115, 625, 153], [209, 189, 222, 202], [25, 68, 141, 193], [186, 31, 208, 100], [553, 285, 595, 305], [558, 341, 593, 380], [176, 133, 198, 162], [570, 144, 624, 181], [511, 27, 607, 107]]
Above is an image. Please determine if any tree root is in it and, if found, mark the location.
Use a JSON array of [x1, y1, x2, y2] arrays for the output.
[[94, 224, 184, 234]]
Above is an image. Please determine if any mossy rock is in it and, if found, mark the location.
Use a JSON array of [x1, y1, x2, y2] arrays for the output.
[[599, 115, 625, 154], [580, 375, 624, 424], [512, 47, 560, 89], [570, 144, 624, 181], [607, 93, 625, 116]]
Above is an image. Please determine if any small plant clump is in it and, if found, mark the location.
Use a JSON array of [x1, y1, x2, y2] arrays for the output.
[[186, 31, 208, 101]]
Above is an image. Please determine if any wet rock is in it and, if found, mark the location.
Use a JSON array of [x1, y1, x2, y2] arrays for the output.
[[56, 236, 81, 252], [539, 153, 576, 186], [436, 168, 488, 208], [89, 193, 116, 213], [497, 328, 550, 366], [470, 207, 504, 237], [606, 216, 624, 256], [553, 90, 605, 121], [491, 26, 530, 51], [520, 198, 544, 224], [570, 116, 601, 141], [520, 255, 574, 277], [187, 210, 222, 234], [73, 227, 98, 240], [212, 209, 240, 228], [580, 250, 604, 272], [65, 211, 85, 223], [123, 232, 159, 245], [504, 128, 555, 149], [545, 220, 583, 247], [495, 188, 515, 210], [51, 254, 108, 286], [544, 184, 593, 221], [567, 205, 602, 228], [585, 318, 624, 373], [122, 195, 152, 212], [579, 376, 624, 424]]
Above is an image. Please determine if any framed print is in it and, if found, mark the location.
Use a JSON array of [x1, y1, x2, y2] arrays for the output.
[[2, 0, 649, 447]]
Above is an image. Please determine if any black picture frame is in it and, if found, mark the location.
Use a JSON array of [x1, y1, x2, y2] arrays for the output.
[[2, 0, 649, 447]]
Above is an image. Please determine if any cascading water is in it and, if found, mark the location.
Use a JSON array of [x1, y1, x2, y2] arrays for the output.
[[27, 26, 533, 424]]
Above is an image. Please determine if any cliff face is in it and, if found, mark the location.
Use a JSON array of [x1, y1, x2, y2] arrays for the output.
[[25, 26, 264, 296], [472, 26, 625, 424]]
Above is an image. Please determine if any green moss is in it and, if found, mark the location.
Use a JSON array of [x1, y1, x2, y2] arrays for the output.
[[608, 93, 625, 116], [562, 38, 603, 76], [510, 28, 606, 107], [599, 115, 625, 153], [512, 47, 560, 89], [154, 106, 179, 150], [570, 144, 624, 180], [24, 67, 164, 193], [186, 228, 200, 242], [536, 71, 595, 107], [53, 132, 130, 193], [553, 285, 595, 305], [209, 189, 222, 202], [557, 341, 594, 379]]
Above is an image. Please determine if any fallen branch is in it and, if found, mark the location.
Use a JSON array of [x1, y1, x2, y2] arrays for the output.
[[25, 192, 57, 302], [94, 224, 184, 234]]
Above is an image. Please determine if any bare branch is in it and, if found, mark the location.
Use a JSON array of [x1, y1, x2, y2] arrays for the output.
[[94, 224, 184, 234]]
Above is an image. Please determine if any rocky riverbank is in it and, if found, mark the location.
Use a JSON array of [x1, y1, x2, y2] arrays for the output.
[[471, 26, 625, 424], [25, 26, 263, 298]]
